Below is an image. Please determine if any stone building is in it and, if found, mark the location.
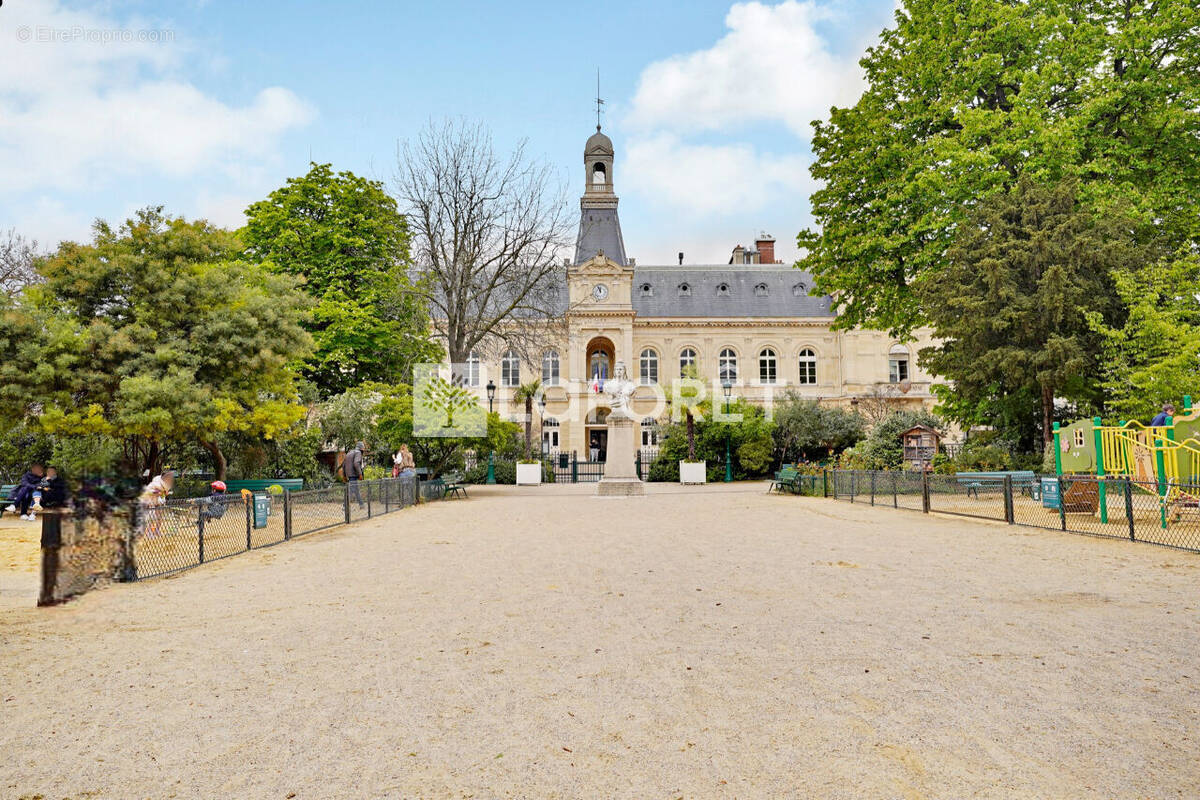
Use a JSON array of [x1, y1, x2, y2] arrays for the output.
[[469, 125, 938, 462]]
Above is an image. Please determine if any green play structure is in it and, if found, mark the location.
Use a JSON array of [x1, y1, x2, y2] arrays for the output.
[[1053, 395, 1200, 527]]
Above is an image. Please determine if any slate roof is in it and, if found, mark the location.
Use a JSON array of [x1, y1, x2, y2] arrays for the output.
[[574, 207, 627, 266], [630, 265, 834, 318]]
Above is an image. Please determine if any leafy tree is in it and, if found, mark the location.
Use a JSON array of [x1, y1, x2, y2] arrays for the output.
[[798, 0, 1200, 336], [648, 399, 775, 481], [0, 208, 313, 480], [772, 393, 865, 463], [244, 163, 440, 396], [320, 384, 389, 451], [373, 390, 520, 478], [1088, 257, 1200, 419], [512, 380, 542, 462], [918, 178, 1153, 448]]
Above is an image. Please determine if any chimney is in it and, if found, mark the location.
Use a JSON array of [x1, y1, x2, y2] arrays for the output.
[[756, 233, 776, 264], [678, 252, 684, 265], [730, 244, 745, 265]]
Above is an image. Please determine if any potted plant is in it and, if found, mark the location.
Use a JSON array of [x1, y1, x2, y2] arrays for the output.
[[514, 379, 543, 485], [676, 365, 706, 484]]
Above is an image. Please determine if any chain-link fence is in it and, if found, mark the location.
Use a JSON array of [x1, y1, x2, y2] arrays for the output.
[[812, 469, 1200, 553], [39, 477, 434, 605]]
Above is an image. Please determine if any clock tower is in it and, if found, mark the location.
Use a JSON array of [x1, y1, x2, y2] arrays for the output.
[[573, 124, 627, 267]]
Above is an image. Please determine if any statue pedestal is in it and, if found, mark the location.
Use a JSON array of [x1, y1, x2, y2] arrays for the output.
[[596, 413, 644, 496]]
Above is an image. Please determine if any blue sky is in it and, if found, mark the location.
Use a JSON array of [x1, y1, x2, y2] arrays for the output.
[[1, 0, 897, 264]]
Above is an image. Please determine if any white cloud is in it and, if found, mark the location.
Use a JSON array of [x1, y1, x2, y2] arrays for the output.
[[0, 0, 314, 194], [627, 0, 863, 137], [623, 133, 814, 216]]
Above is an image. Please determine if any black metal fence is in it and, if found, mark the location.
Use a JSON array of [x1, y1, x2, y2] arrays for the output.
[[805, 470, 1200, 553], [40, 477, 434, 605]]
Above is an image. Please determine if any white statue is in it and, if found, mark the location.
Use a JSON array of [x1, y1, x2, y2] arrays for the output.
[[604, 360, 636, 416]]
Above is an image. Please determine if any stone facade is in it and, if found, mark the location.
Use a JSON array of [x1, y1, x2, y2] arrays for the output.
[[470, 126, 938, 463]]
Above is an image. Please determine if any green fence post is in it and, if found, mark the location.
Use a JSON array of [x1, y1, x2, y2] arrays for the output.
[[1092, 417, 1107, 524], [1003, 475, 1014, 524], [1184, 395, 1193, 414], [892, 471, 898, 508], [921, 470, 930, 513], [1057, 476, 1067, 531], [869, 471, 876, 506], [343, 483, 351, 524], [849, 471, 856, 503], [571, 451, 578, 483], [198, 515, 205, 563], [1052, 422, 1063, 476], [366, 480, 372, 519], [245, 498, 252, 551], [822, 468, 828, 498], [636, 449, 642, 480]]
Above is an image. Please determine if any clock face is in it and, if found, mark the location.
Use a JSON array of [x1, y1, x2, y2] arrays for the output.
[[592, 284, 609, 301]]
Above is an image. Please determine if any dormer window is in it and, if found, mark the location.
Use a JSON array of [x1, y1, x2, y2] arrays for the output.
[[754, 283, 769, 297], [678, 283, 691, 297], [792, 282, 807, 297], [639, 283, 654, 297], [716, 282, 730, 297]]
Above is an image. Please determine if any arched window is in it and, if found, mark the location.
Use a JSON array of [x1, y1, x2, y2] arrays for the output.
[[641, 417, 659, 447], [542, 417, 560, 452], [754, 283, 769, 297], [541, 350, 560, 386], [463, 350, 481, 387], [798, 348, 817, 385], [888, 344, 910, 383], [792, 282, 807, 297], [639, 348, 659, 385], [592, 162, 606, 185], [501, 349, 520, 387], [679, 347, 697, 377], [718, 348, 738, 383], [758, 348, 777, 384], [678, 283, 691, 297], [589, 349, 610, 383], [716, 282, 730, 297]]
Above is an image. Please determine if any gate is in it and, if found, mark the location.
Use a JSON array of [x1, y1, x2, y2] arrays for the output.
[[544, 451, 606, 483]]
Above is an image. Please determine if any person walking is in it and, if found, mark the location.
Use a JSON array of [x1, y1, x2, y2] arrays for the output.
[[38, 466, 69, 606], [344, 442, 365, 507], [6, 463, 45, 521]]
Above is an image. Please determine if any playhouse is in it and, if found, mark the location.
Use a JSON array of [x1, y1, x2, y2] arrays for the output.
[[1053, 395, 1200, 526]]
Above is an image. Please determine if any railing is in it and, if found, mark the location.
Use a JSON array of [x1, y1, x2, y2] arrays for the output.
[[39, 477, 433, 606], [799, 470, 1200, 554]]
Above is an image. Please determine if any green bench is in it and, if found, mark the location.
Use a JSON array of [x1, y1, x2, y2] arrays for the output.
[[955, 470, 1038, 499], [439, 471, 467, 499], [224, 479, 304, 494], [770, 467, 803, 494], [0, 484, 16, 517]]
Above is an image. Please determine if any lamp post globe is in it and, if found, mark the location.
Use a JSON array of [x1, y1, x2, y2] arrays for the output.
[[722, 380, 733, 483], [485, 379, 497, 485]]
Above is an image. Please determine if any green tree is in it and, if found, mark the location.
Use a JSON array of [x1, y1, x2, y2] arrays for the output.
[[798, 0, 1200, 336], [512, 380, 542, 462], [648, 399, 775, 482], [918, 179, 1152, 447], [0, 208, 313, 479], [374, 391, 520, 478], [772, 393, 865, 464], [244, 163, 440, 396], [1088, 257, 1200, 419], [848, 409, 943, 471]]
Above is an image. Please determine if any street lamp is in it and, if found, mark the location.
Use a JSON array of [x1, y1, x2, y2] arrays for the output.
[[722, 379, 733, 483], [485, 379, 497, 485], [538, 393, 548, 459]]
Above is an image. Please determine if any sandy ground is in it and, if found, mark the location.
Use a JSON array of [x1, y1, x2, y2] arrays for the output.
[[1, 483, 1198, 799]]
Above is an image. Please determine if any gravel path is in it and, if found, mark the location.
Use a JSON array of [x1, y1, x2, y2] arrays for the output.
[[2, 483, 1197, 799]]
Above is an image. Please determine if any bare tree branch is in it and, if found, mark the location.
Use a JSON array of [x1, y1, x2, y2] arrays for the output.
[[394, 119, 572, 368], [0, 229, 40, 298]]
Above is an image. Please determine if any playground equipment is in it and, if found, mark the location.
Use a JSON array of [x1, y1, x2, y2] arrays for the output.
[[1053, 395, 1200, 527]]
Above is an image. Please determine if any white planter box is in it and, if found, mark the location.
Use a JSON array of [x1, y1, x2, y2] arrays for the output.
[[516, 463, 543, 485], [679, 461, 707, 485]]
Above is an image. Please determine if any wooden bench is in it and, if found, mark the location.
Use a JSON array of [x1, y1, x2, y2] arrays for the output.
[[955, 470, 1038, 499], [770, 467, 802, 494], [224, 479, 304, 493]]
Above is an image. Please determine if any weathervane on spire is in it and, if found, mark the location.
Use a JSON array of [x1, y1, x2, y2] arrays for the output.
[[595, 69, 605, 131]]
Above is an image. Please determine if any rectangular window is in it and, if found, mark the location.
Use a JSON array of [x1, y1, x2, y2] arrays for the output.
[[889, 357, 909, 383]]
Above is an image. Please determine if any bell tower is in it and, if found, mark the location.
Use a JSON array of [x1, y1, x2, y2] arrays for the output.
[[573, 124, 627, 266]]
